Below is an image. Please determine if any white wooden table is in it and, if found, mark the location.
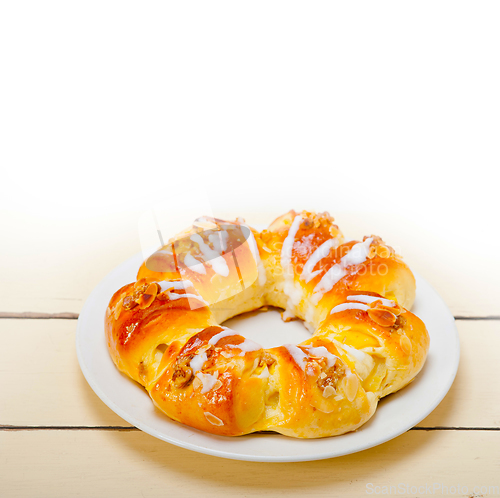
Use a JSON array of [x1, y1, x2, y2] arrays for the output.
[[1, 209, 499, 498]]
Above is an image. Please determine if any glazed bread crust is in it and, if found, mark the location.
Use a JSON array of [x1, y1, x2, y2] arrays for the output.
[[105, 210, 429, 438]]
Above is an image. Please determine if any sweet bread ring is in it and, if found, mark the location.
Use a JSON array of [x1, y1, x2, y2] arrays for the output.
[[105, 210, 429, 438]]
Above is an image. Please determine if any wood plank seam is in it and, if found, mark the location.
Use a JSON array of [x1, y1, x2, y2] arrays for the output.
[[0, 312, 80, 319], [0, 426, 137, 431], [1, 426, 499, 431], [0, 312, 499, 320]]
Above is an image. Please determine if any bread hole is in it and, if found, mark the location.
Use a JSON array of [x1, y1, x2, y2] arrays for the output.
[[265, 356, 278, 375], [267, 391, 280, 408], [154, 343, 168, 364]]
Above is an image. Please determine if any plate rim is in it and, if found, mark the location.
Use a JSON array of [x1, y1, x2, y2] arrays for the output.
[[76, 251, 460, 462]]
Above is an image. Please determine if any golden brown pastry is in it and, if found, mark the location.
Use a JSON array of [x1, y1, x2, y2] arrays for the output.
[[105, 210, 429, 438]]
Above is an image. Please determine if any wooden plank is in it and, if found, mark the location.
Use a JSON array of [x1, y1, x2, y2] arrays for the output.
[[0, 319, 498, 429], [1, 210, 498, 317], [0, 319, 131, 428], [418, 319, 500, 428], [1, 430, 499, 497]]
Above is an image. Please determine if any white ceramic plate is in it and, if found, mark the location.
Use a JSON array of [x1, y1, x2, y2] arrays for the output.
[[76, 251, 459, 462]]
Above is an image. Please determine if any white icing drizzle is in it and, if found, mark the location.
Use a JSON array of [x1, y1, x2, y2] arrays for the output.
[[190, 233, 230, 277], [244, 226, 267, 286], [208, 230, 228, 253], [283, 344, 308, 370], [184, 252, 206, 275], [209, 255, 230, 277], [196, 371, 219, 394], [189, 349, 208, 373], [303, 346, 338, 368], [341, 237, 374, 267], [280, 215, 303, 273], [208, 328, 237, 345], [166, 292, 208, 306], [311, 238, 374, 304], [228, 338, 263, 356], [300, 238, 339, 283], [346, 294, 395, 307], [330, 302, 370, 315], [311, 265, 346, 305], [280, 215, 305, 314], [158, 280, 194, 293]]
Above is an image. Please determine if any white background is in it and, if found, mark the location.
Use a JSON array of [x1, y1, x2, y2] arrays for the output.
[[1, 1, 499, 312]]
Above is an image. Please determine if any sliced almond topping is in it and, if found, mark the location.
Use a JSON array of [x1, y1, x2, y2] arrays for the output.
[[148, 282, 160, 296], [368, 307, 397, 327], [400, 334, 412, 355], [192, 376, 202, 390], [212, 380, 223, 391], [369, 299, 403, 317], [314, 405, 336, 414], [137, 283, 159, 309], [204, 411, 224, 426], [319, 372, 327, 379], [136, 293, 154, 309], [156, 291, 170, 301], [322, 385, 335, 398], [344, 373, 359, 402], [334, 394, 344, 401], [261, 245, 272, 253], [390, 303, 403, 316], [372, 302, 401, 315], [113, 298, 123, 320]]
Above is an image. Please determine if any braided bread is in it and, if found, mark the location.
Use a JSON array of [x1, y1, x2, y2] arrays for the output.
[[105, 210, 429, 438]]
